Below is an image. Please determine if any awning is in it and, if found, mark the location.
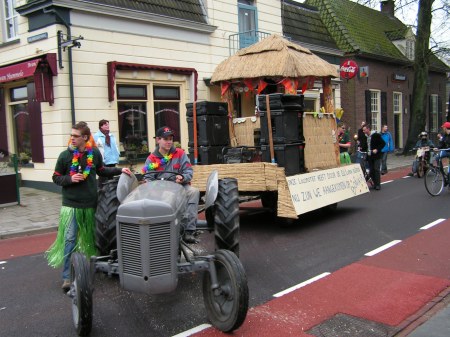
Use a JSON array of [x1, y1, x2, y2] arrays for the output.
[[0, 54, 57, 105], [107, 61, 197, 102]]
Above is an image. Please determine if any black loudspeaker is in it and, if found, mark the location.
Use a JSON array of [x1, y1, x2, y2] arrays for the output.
[[187, 115, 229, 147], [186, 101, 228, 117], [258, 94, 304, 111], [188, 146, 225, 165], [260, 110, 304, 144], [261, 142, 305, 176]]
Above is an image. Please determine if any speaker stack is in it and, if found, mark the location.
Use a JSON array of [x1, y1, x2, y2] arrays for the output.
[[186, 101, 229, 164], [258, 94, 306, 176]]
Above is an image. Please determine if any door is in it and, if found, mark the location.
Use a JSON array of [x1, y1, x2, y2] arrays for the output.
[[238, 2, 258, 49]]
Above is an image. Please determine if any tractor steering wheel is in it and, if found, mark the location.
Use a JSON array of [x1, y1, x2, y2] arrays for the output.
[[143, 170, 181, 182]]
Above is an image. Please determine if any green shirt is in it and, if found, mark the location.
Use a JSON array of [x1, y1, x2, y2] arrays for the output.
[[52, 146, 121, 208]]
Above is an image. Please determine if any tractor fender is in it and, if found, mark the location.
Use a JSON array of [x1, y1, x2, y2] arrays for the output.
[[204, 170, 219, 210], [116, 172, 139, 203]]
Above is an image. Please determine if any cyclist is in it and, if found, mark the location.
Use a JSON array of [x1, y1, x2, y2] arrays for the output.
[[434, 122, 450, 182], [408, 132, 435, 176]]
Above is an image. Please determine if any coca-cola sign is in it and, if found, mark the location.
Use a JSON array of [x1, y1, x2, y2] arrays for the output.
[[340, 59, 359, 79]]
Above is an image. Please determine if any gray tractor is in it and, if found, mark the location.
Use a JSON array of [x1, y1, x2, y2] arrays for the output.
[[68, 170, 248, 336]]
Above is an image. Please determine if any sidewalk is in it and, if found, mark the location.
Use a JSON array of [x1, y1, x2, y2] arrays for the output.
[[5, 152, 448, 337]]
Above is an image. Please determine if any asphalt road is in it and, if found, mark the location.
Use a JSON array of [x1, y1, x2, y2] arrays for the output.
[[1, 174, 450, 337]]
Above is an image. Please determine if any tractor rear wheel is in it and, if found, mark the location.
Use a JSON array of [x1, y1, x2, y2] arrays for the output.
[[214, 178, 240, 257], [95, 178, 120, 255]]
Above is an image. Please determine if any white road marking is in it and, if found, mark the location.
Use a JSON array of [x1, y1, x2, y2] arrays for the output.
[[381, 180, 394, 185], [420, 218, 446, 230], [273, 272, 331, 298], [0, 261, 7, 265], [172, 324, 212, 337], [365, 240, 402, 256], [402, 176, 412, 178]]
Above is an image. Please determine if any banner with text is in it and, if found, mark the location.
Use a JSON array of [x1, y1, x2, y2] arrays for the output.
[[286, 164, 369, 215]]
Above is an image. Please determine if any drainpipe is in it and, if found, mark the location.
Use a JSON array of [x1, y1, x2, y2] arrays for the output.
[[43, 8, 76, 125]]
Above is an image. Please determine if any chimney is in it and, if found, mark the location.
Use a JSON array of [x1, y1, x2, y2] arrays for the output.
[[380, 0, 395, 17]]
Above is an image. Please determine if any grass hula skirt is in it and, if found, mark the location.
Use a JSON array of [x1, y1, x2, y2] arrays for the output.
[[46, 206, 98, 268]]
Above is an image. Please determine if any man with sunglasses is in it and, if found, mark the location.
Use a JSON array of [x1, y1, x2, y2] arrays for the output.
[[46, 121, 131, 292]]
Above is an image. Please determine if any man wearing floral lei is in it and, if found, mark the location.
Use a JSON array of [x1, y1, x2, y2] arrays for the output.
[[142, 126, 200, 244], [46, 121, 131, 291]]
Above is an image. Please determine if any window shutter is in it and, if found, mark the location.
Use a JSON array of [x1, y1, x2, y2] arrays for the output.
[[381, 92, 387, 125], [428, 95, 433, 132], [0, 88, 7, 155], [27, 83, 45, 163], [365, 90, 371, 124]]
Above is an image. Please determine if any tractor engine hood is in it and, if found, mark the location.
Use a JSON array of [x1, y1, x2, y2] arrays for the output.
[[117, 181, 186, 224]]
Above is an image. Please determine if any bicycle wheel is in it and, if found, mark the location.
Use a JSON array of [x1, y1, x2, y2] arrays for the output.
[[417, 160, 425, 178], [424, 167, 444, 196]]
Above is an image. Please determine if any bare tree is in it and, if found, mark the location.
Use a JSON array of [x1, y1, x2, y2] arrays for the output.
[[355, 0, 448, 152]]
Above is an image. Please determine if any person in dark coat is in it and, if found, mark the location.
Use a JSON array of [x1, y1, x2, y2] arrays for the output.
[[363, 124, 385, 190], [356, 121, 367, 164]]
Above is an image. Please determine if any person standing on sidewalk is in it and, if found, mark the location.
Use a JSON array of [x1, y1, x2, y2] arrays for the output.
[[380, 125, 395, 175], [94, 119, 121, 186], [46, 122, 131, 291], [93, 119, 120, 167], [363, 124, 385, 190]]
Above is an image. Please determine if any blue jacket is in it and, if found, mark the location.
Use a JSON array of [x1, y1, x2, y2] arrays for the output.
[[381, 131, 394, 153], [93, 130, 120, 165]]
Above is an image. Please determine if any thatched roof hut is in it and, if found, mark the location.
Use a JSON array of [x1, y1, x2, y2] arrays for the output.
[[211, 34, 338, 83]]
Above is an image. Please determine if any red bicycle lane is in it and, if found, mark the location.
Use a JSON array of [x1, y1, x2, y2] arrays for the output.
[[190, 218, 450, 337]]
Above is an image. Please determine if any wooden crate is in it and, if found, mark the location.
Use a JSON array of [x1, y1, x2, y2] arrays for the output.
[[303, 112, 340, 170], [232, 117, 260, 146]]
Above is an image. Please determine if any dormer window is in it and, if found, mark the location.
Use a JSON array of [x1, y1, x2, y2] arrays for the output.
[[406, 39, 414, 60]]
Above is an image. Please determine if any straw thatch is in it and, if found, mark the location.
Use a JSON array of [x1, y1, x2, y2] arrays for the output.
[[211, 34, 338, 83]]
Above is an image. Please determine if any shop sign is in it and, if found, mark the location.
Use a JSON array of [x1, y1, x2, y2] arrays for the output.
[[0, 59, 40, 83], [340, 59, 359, 79], [392, 73, 407, 81], [27, 32, 48, 43]]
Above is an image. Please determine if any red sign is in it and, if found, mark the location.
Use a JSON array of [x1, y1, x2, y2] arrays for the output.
[[0, 59, 40, 83], [340, 59, 359, 79]]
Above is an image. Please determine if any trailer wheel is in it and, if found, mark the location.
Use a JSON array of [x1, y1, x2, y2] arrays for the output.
[[70, 253, 93, 336], [95, 178, 119, 255], [214, 178, 240, 256], [203, 250, 249, 332]]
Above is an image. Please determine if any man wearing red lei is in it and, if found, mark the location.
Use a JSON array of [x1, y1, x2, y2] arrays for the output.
[[142, 126, 199, 243]]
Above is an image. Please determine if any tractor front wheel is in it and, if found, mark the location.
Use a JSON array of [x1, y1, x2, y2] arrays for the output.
[[203, 250, 249, 332]]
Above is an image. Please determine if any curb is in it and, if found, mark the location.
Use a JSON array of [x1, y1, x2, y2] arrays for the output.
[[0, 226, 58, 240], [394, 287, 450, 336]]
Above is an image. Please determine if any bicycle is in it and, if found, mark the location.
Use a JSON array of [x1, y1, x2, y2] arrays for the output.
[[424, 148, 450, 196], [357, 150, 374, 188], [412, 146, 431, 178]]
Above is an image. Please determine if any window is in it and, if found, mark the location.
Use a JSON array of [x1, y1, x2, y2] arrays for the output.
[[430, 94, 438, 133], [238, 1, 258, 49], [153, 86, 181, 142], [9, 86, 31, 159], [2, 0, 19, 41], [393, 92, 401, 114], [117, 85, 148, 157], [370, 90, 381, 131]]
